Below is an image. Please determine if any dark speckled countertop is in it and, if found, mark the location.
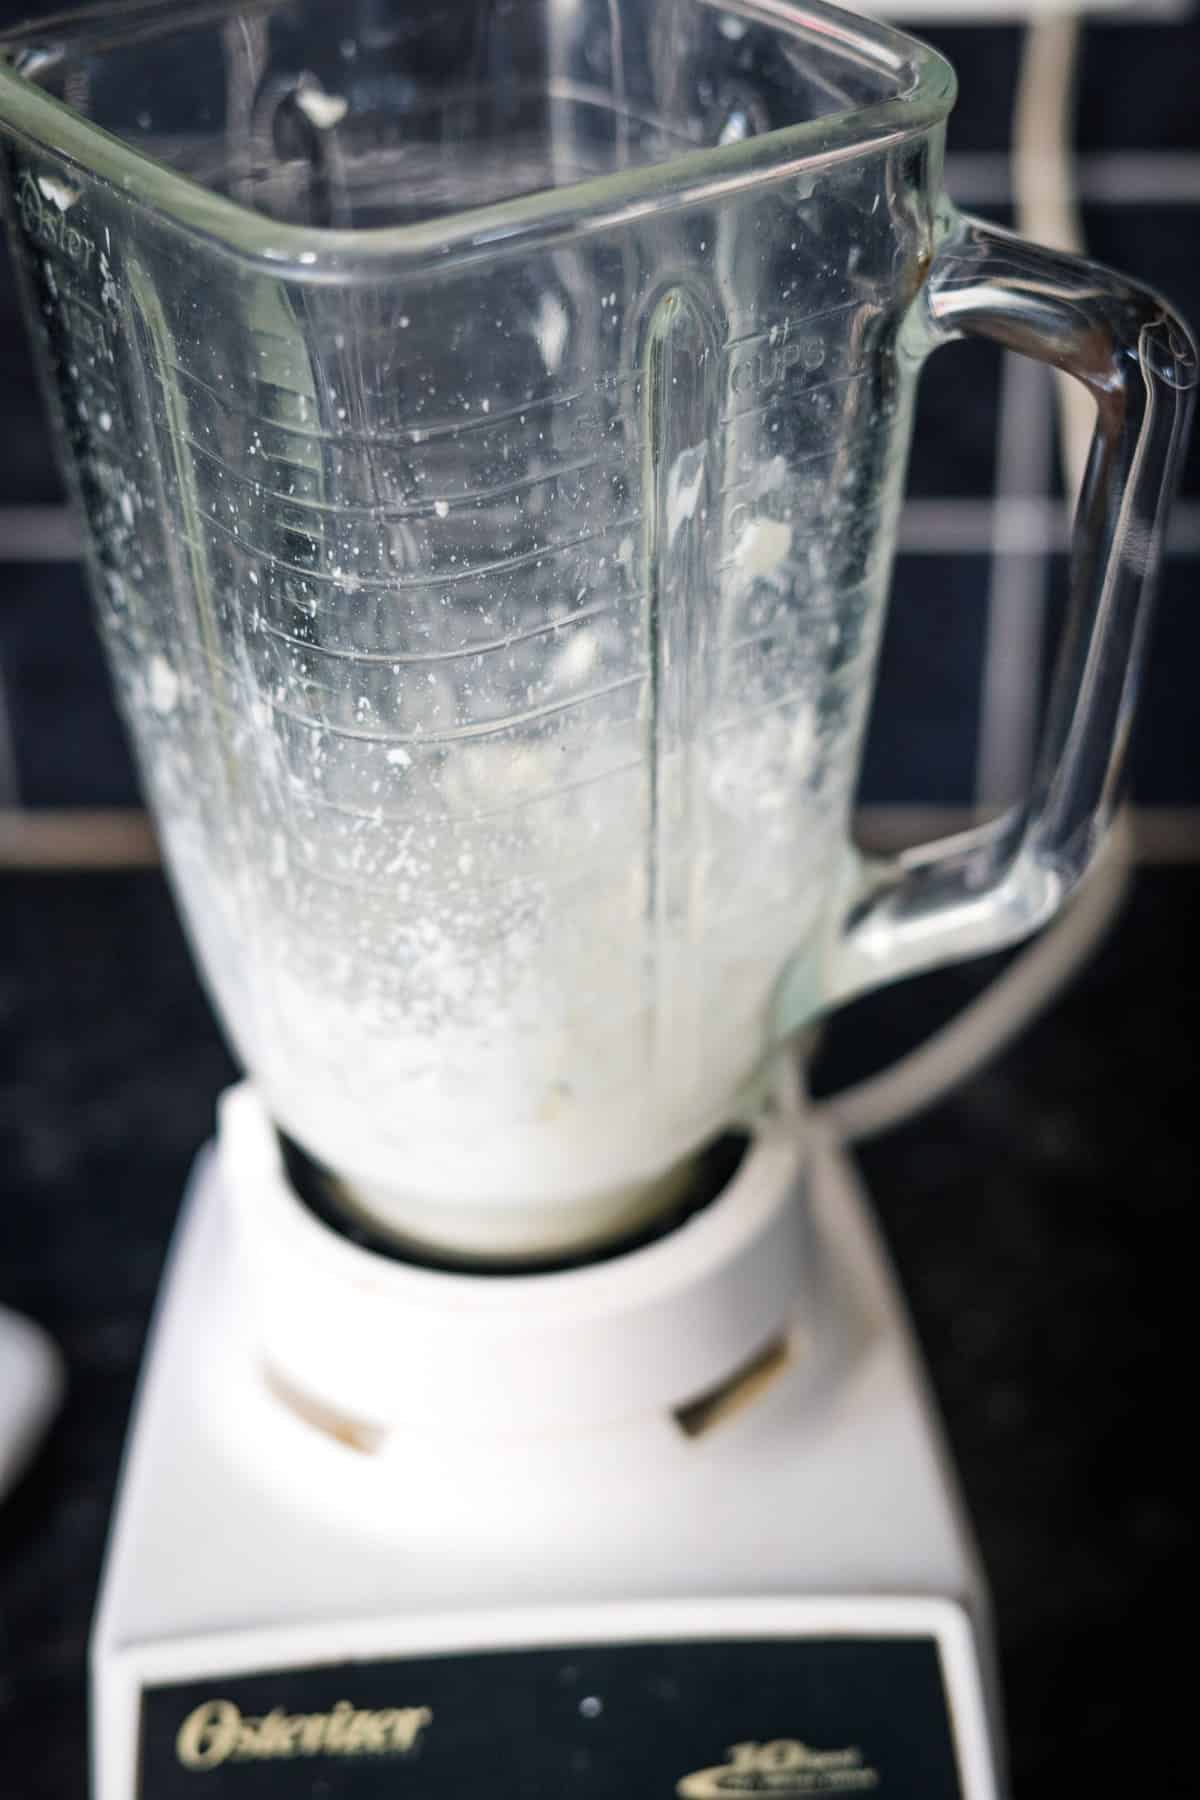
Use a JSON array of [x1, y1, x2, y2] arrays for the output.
[[0, 865, 1194, 1797]]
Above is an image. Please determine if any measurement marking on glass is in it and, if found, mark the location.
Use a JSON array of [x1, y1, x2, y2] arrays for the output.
[[456, 753, 645, 823], [262, 826, 652, 910], [177, 430, 637, 521], [719, 365, 869, 429], [181, 510, 643, 592], [158, 357, 641, 447], [212, 669, 646, 748], [258, 594, 637, 665], [721, 297, 860, 355], [719, 444, 841, 495], [274, 832, 647, 906], [246, 746, 645, 834], [719, 618, 840, 658], [706, 677, 859, 738], [161, 354, 596, 442]]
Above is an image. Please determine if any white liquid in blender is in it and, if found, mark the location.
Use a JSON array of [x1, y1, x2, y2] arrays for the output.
[[120, 394, 882, 1258], [152, 650, 850, 1256]]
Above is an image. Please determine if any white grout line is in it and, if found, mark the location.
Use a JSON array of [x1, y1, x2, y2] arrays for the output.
[[899, 498, 1200, 556], [4, 804, 1200, 870], [898, 498, 1034, 553], [855, 806, 1200, 864], [885, 0, 1189, 22], [945, 149, 1200, 208], [2, 498, 1199, 565], [901, 496, 1200, 554], [975, 352, 1056, 810], [0, 505, 82, 561], [0, 807, 158, 869], [1126, 809, 1200, 864]]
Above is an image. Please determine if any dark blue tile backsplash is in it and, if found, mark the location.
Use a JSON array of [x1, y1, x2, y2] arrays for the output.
[[861, 555, 991, 809], [907, 338, 1004, 502], [0, 240, 65, 508], [0, 8, 1196, 815], [1123, 556, 1199, 809], [0, 563, 136, 808], [917, 26, 1024, 151], [1077, 22, 1200, 154]]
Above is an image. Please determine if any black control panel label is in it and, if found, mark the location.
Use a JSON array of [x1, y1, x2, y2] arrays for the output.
[[139, 1635, 963, 1796]]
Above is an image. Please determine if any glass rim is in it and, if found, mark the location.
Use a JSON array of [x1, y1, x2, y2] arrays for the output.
[[0, 0, 956, 275]]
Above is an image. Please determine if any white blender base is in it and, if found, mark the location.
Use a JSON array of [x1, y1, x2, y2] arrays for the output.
[[92, 1115, 1005, 1800]]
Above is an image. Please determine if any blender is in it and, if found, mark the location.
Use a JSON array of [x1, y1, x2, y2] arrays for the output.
[[0, 1, 1192, 1794]]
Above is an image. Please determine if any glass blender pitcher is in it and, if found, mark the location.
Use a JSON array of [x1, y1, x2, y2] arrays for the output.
[[0, 0, 1192, 1263]]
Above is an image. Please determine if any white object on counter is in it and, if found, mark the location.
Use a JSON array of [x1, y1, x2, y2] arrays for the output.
[[0, 1303, 63, 1498]]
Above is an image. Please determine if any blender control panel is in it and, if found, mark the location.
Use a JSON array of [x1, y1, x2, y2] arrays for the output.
[[138, 1636, 965, 1796]]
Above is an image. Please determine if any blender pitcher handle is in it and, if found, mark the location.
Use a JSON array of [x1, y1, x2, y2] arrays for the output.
[[825, 210, 1196, 1009]]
